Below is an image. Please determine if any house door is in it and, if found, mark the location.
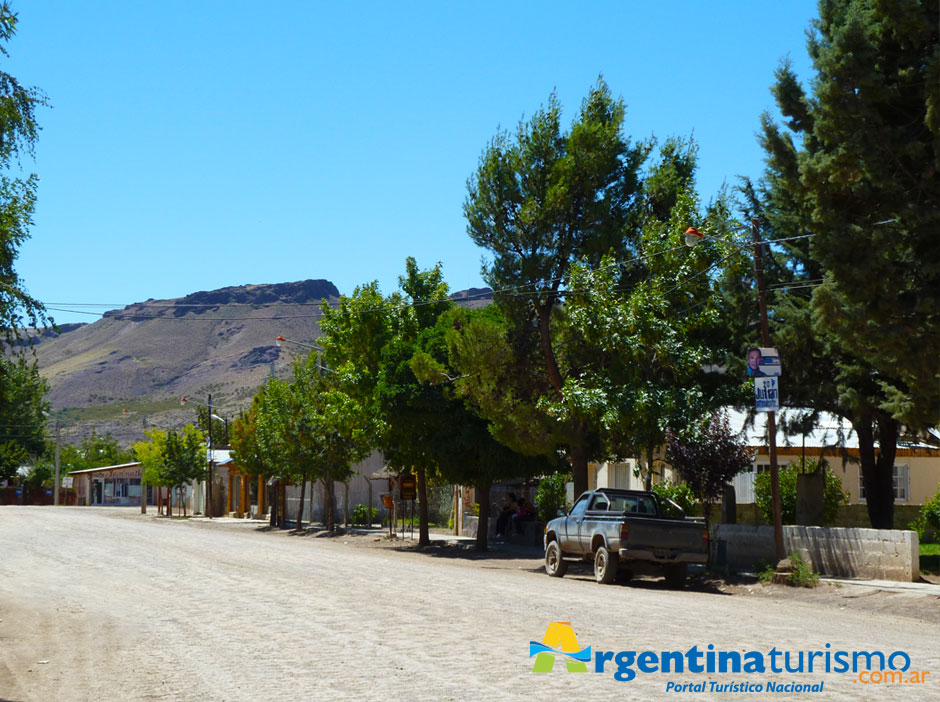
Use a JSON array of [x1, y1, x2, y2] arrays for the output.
[[93, 481, 103, 504]]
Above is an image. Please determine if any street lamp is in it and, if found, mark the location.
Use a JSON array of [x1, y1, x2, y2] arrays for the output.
[[686, 217, 785, 563], [274, 336, 335, 374], [275, 336, 324, 351]]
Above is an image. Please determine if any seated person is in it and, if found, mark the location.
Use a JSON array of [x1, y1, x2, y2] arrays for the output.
[[512, 497, 538, 534], [495, 492, 517, 536]]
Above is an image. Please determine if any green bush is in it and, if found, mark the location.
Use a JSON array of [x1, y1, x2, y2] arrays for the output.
[[757, 554, 819, 587], [535, 473, 570, 522], [651, 480, 699, 516], [786, 553, 819, 588], [909, 489, 940, 542], [753, 459, 848, 525], [351, 504, 378, 526]]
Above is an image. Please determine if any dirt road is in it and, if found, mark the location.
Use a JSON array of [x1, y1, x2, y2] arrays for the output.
[[1, 507, 937, 701]]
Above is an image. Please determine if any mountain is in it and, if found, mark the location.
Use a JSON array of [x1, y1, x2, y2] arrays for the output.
[[30, 280, 339, 445], [29, 280, 491, 446]]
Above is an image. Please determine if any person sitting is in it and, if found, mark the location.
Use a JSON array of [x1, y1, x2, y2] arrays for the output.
[[495, 492, 517, 537], [512, 497, 537, 534]]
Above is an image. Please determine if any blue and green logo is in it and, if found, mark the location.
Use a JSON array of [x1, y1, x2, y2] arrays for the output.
[[529, 622, 592, 673]]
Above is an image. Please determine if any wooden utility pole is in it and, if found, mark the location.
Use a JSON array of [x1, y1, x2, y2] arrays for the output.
[[751, 217, 784, 562]]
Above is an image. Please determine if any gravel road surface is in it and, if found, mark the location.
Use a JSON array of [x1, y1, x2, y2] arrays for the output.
[[1, 507, 937, 701]]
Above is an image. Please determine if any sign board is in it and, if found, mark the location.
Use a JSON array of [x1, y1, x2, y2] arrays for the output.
[[755, 377, 780, 413], [45, 488, 52, 496], [61, 476, 74, 489], [399, 474, 416, 501], [746, 347, 781, 377]]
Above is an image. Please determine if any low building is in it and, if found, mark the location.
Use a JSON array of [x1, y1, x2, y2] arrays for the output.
[[72, 462, 152, 507], [727, 409, 940, 507]]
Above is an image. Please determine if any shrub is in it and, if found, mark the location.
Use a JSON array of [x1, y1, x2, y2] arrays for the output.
[[535, 473, 570, 522], [651, 480, 699, 516], [909, 489, 940, 542], [753, 458, 848, 525], [786, 553, 819, 588], [351, 504, 377, 526]]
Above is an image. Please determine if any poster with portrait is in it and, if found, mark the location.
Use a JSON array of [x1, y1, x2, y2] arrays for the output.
[[746, 347, 781, 377]]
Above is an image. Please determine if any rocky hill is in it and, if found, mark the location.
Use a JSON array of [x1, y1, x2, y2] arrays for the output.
[[30, 280, 339, 445], [29, 280, 491, 446]]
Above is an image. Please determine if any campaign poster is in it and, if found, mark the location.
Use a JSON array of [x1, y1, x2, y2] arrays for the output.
[[755, 377, 780, 412]]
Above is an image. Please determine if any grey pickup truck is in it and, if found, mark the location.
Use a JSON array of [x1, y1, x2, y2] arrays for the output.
[[543, 488, 708, 586]]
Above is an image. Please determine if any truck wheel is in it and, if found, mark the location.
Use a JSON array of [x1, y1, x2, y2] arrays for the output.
[[544, 541, 568, 578], [594, 546, 619, 584], [664, 563, 688, 588]]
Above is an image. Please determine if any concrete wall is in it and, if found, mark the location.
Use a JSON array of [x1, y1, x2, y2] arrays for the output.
[[712, 524, 920, 582], [728, 502, 936, 541]]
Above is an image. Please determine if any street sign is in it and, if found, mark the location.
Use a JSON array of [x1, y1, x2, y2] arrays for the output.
[[61, 476, 74, 488], [755, 377, 780, 412], [399, 474, 416, 501], [746, 347, 781, 377]]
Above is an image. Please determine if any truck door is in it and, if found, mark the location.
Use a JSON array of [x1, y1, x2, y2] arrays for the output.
[[561, 494, 589, 554], [580, 493, 610, 553]]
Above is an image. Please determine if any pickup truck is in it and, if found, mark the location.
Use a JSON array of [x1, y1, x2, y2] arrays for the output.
[[543, 488, 708, 586]]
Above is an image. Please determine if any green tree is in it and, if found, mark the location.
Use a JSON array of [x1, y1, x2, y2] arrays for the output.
[[320, 259, 453, 545], [463, 79, 651, 496], [413, 305, 560, 551], [0, 3, 50, 483], [136, 425, 205, 517], [230, 384, 289, 526], [58, 429, 134, 474], [757, 0, 940, 528], [161, 428, 207, 516], [0, 357, 47, 483], [0, 1, 48, 347]]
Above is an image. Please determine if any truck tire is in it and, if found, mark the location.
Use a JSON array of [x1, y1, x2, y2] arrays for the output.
[[544, 541, 568, 578], [664, 563, 688, 588], [594, 546, 619, 584]]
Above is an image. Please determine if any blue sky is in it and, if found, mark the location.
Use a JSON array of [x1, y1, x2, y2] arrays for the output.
[[9, 1, 818, 326]]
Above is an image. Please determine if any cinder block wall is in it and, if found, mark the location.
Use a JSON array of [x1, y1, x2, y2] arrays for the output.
[[713, 524, 919, 582]]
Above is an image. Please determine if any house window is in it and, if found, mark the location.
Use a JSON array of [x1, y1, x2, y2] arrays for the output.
[[858, 464, 909, 502], [753, 463, 787, 474]]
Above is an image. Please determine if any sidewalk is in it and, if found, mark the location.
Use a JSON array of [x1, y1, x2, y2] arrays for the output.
[[820, 576, 940, 595]]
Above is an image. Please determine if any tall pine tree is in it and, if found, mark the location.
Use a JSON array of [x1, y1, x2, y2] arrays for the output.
[[758, 0, 940, 528]]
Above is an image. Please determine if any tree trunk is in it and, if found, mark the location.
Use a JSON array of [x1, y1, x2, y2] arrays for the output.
[[475, 480, 492, 552], [324, 479, 335, 532], [645, 442, 655, 491], [269, 480, 278, 528], [536, 303, 565, 394], [856, 413, 898, 529], [570, 442, 589, 498], [294, 472, 307, 532], [416, 466, 430, 547]]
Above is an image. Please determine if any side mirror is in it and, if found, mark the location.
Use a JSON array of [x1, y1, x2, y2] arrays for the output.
[[557, 509, 566, 517]]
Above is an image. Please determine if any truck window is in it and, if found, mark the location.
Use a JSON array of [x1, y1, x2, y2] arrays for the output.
[[569, 495, 589, 517], [589, 495, 609, 511], [608, 495, 658, 515]]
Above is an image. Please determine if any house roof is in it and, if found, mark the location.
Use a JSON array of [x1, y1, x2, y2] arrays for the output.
[[726, 408, 937, 452], [70, 462, 142, 475], [70, 450, 233, 475]]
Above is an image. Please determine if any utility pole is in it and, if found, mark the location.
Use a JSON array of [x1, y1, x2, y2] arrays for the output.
[[53, 420, 61, 506], [207, 393, 213, 519], [751, 217, 784, 562]]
